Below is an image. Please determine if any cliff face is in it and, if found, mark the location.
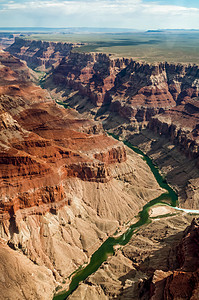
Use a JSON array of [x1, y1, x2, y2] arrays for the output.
[[149, 218, 199, 300], [50, 52, 128, 107], [49, 53, 177, 112], [0, 51, 165, 298], [48, 52, 199, 113], [3, 39, 199, 299], [149, 98, 199, 166], [45, 51, 199, 166], [7, 39, 199, 164], [7, 37, 83, 71], [0, 51, 127, 221]]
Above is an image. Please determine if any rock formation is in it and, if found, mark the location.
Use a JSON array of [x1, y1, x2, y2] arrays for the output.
[[149, 218, 199, 300], [149, 98, 199, 166], [0, 33, 15, 50], [7, 37, 83, 71], [7, 39, 199, 162], [39, 50, 199, 166], [0, 50, 165, 298], [68, 215, 199, 300]]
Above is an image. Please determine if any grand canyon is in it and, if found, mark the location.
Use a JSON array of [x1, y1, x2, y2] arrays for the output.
[[0, 34, 199, 300]]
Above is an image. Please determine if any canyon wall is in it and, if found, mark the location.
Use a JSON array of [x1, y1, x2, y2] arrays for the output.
[[47, 51, 199, 111], [68, 214, 199, 300], [148, 218, 199, 300], [0, 50, 166, 298], [6, 37, 199, 207], [0, 50, 130, 221], [148, 98, 199, 166], [45, 51, 199, 167], [7, 37, 83, 71]]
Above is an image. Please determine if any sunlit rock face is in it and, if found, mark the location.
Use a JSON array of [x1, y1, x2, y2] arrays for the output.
[[0, 51, 165, 298], [149, 218, 199, 300], [7, 37, 83, 71], [0, 51, 129, 221], [44, 51, 199, 165]]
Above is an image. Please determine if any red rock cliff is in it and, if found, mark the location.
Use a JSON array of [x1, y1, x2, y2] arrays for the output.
[[0, 51, 127, 222], [7, 37, 83, 71]]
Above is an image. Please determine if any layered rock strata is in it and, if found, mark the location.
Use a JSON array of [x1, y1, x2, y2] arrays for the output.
[[46, 52, 199, 114], [7, 39, 199, 165], [149, 98, 199, 166], [4, 39, 199, 299], [7, 37, 83, 71], [43, 51, 199, 164], [0, 51, 164, 298]]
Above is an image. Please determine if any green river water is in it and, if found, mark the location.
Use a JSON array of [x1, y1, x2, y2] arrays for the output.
[[53, 136, 178, 300]]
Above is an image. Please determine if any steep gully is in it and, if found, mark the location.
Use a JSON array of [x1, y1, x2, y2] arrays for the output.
[[54, 135, 198, 300]]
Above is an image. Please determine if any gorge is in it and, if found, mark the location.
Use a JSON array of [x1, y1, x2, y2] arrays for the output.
[[0, 36, 198, 299]]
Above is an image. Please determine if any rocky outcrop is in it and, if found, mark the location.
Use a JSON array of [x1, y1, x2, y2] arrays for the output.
[[48, 53, 177, 112], [2, 41, 199, 299], [47, 52, 199, 165], [149, 218, 199, 300], [46, 53, 199, 115], [7, 37, 83, 71], [50, 52, 128, 107]]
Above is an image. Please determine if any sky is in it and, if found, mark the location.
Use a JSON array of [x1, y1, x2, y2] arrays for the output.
[[0, 0, 199, 30]]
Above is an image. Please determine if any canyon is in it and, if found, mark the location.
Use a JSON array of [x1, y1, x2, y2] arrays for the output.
[[8, 37, 84, 71], [0, 36, 198, 299]]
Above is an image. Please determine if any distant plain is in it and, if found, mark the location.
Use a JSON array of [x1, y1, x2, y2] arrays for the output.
[[25, 31, 199, 64]]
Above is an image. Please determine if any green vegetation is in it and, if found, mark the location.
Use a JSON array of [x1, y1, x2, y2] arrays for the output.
[[55, 286, 63, 292], [25, 31, 199, 64], [188, 213, 199, 216], [56, 100, 70, 109], [150, 213, 178, 219]]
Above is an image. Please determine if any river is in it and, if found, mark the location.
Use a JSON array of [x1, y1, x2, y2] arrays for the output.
[[53, 135, 198, 300]]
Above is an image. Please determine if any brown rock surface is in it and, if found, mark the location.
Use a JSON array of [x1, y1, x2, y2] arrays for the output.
[[68, 212, 198, 300], [149, 98, 199, 165], [0, 51, 165, 298], [7, 37, 83, 71], [44, 53, 199, 117], [7, 40, 199, 167], [124, 129, 199, 209], [40, 51, 199, 168], [0, 51, 128, 219], [0, 241, 55, 300], [149, 218, 199, 300]]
